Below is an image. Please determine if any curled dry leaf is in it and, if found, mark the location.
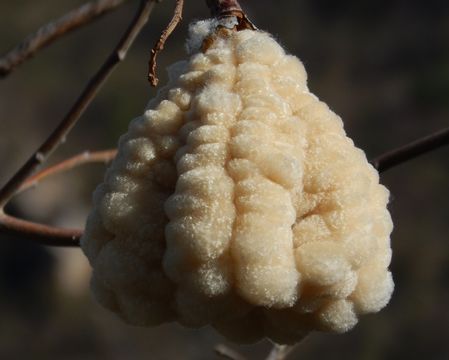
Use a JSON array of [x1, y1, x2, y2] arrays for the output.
[[81, 20, 394, 344]]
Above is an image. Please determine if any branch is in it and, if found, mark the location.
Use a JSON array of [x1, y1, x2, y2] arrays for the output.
[[0, 150, 116, 247], [148, 0, 184, 86], [0, 0, 130, 77], [18, 149, 117, 194], [0, 0, 158, 209], [371, 126, 449, 173], [0, 212, 81, 247]]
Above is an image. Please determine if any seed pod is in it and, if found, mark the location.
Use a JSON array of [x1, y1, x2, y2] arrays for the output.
[[81, 19, 394, 344]]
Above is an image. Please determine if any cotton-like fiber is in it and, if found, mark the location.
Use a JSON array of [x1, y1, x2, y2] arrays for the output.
[[81, 21, 394, 344]]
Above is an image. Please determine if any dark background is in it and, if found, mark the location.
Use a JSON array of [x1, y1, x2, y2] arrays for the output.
[[1, 0, 448, 359]]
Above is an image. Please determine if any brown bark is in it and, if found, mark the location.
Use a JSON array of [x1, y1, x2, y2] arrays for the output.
[[148, 0, 184, 86], [0, 0, 130, 77], [205, 0, 243, 16], [371, 126, 449, 172]]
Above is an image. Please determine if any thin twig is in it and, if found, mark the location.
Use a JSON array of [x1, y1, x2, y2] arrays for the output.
[[0, 212, 81, 247], [0, 0, 130, 77], [0, 0, 158, 209], [148, 0, 184, 86], [18, 149, 117, 194], [0, 150, 116, 247], [214, 344, 247, 360], [372, 126, 449, 173]]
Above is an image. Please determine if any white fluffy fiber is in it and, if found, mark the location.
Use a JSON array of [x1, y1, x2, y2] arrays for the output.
[[185, 19, 219, 54], [81, 22, 394, 345]]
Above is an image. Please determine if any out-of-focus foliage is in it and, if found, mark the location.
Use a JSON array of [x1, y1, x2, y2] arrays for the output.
[[0, 0, 448, 359]]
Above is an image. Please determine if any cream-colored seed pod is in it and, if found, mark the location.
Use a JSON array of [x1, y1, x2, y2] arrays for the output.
[[81, 19, 394, 344]]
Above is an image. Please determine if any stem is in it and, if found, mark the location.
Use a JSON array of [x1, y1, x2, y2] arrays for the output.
[[0, 150, 116, 247], [205, 0, 256, 29], [148, 0, 184, 86], [0, 0, 130, 77], [0, 0, 158, 209], [372, 126, 449, 173], [18, 149, 117, 194], [0, 212, 81, 247]]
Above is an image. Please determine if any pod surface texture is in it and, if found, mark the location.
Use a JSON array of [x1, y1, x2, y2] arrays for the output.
[[81, 23, 394, 344]]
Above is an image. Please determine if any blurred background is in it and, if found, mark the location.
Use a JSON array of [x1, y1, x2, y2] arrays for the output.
[[1, 0, 448, 359]]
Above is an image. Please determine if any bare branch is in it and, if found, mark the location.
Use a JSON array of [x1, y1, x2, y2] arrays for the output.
[[0, 0, 158, 209], [0, 150, 116, 247], [214, 344, 247, 360], [0, 0, 130, 77], [371, 126, 449, 173], [0, 212, 81, 247], [148, 0, 184, 86], [18, 149, 117, 194]]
